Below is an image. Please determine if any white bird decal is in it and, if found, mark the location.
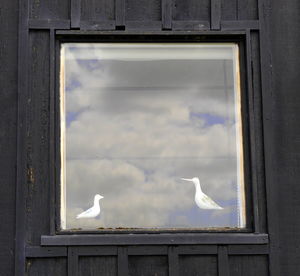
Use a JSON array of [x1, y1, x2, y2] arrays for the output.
[[76, 194, 104, 219], [181, 177, 223, 210]]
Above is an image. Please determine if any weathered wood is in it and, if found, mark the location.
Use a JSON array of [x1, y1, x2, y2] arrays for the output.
[[179, 255, 218, 276], [168, 246, 179, 276], [218, 246, 229, 276], [68, 247, 79, 276], [229, 255, 269, 275], [26, 258, 67, 276], [228, 245, 269, 255], [129, 256, 168, 276], [162, 0, 172, 30], [126, 0, 161, 21], [237, 0, 258, 20], [81, 0, 115, 21], [29, 0, 69, 20], [211, 0, 221, 30], [0, 0, 18, 275], [269, 0, 300, 274], [221, 20, 259, 30], [173, 0, 210, 21], [41, 233, 269, 246], [25, 246, 67, 257], [28, 19, 71, 29], [15, 0, 30, 274], [78, 256, 117, 276], [115, 0, 125, 27], [117, 247, 129, 276], [26, 30, 51, 245]]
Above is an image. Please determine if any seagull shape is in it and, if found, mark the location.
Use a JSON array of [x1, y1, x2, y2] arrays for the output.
[[76, 194, 104, 219], [181, 177, 223, 210]]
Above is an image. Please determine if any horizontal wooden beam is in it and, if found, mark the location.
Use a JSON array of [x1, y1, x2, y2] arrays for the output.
[[25, 246, 67, 257], [228, 244, 269, 255], [56, 30, 246, 36], [41, 233, 268, 246], [80, 21, 115, 31], [28, 19, 70, 30], [221, 20, 260, 30]]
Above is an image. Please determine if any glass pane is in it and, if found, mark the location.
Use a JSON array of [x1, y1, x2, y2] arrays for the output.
[[60, 43, 245, 230]]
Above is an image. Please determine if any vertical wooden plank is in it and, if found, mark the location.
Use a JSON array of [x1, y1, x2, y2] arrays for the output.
[[115, 0, 125, 27], [129, 256, 168, 276], [68, 247, 79, 276], [179, 255, 217, 275], [118, 247, 128, 276], [26, 30, 50, 245], [49, 29, 56, 235], [78, 256, 117, 276], [71, 0, 81, 28], [15, 0, 29, 274], [258, 0, 280, 275], [237, 0, 258, 20], [218, 246, 229, 276], [0, 0, 18, 274], [229, 255, 268, 275], [125, 0, 161, 21], [221, 0, 237, 20], [246, 29, 260, 233], [168, 246, 179, 276], [250, 31, 267, 233], [211, 0, 221, 30], [268, 0, 300, 275], [162, 0, 172, 30]]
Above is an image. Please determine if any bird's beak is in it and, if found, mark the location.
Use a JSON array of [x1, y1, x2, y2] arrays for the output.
[[181, 178, 193, 182]]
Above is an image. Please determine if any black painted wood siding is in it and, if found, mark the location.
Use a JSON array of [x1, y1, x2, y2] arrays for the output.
[[1, 0, 300, 275]]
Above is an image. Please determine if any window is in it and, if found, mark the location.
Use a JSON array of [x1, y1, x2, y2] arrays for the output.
[[60, 42, 246, 230]]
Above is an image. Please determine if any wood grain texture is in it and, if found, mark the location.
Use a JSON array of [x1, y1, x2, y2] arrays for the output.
[[0, 0, 18, 274], [26, 30, 50, 245], [78, 256, 117, 276], [81, 0, 115, 21], [237, 0, 258, 20], [179, 255, 218, 276], [126, 0, 161, 21], [128, 256, 168, 276], [229, 255, 268, 275], [269, 0, 300, 274], [173, 0, 210, 21], [26, 258, 67, 276], [29, 0, 69, 20]]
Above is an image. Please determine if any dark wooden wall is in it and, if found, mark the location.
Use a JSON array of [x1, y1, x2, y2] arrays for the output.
[[1, 0, 300, 275]]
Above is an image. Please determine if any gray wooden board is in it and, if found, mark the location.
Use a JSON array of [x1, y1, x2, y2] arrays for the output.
[[29, 0, 69, 20], [78, 256, 117, 276], [126, 0, 161, 21], [26, 258, 67, 276], [128, 256, 168, 276], [269, 0, 300, 274], [26, 30, 51, 245], [229, 255, 268, 275], [0, 0, 18, 275], [179, 255, 218, 276], [173, 0, 210, 21], [81, 0, 115, 21]]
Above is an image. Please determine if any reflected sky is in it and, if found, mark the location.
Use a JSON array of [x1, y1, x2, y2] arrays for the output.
[[61, 43, 245, 230]]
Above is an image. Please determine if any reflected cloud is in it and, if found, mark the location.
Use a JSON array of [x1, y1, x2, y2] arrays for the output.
[[62, 43, 245, 229]]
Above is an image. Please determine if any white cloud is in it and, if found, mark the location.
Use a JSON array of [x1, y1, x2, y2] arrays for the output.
[[62, 44, 244, 229]]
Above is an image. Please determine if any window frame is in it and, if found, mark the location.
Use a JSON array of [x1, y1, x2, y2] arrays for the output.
[[52, 32, 261, 240]]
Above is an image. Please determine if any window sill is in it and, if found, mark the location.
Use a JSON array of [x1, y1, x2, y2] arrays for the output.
[[41, 233, 268, 246]]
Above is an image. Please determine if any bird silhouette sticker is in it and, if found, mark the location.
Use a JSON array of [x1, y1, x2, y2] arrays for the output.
[[181, 177, 223, 210], [76, 194, 104, 219]]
